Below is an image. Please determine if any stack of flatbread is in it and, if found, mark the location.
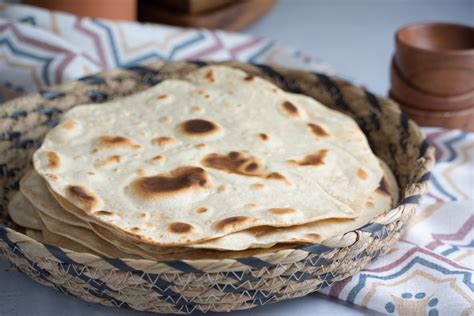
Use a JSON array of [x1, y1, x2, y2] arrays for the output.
[[8, 66, 399, 260]]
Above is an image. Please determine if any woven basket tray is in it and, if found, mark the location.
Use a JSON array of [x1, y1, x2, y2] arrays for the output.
[[0, 61, 434, 314]]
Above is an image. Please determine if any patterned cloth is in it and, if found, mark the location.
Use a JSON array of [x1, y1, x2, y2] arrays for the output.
[[0, 4, 472, 315]]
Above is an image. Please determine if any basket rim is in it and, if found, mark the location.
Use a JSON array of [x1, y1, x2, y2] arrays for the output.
[[0, 60, 435, 269]]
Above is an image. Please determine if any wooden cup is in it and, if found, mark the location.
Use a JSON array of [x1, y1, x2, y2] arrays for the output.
[[395, 23, 474, 97], [390, 58, 474, 112], [390, 95, 474, 132]]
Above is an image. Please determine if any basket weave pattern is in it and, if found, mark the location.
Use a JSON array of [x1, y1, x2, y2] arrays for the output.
[[0, 61, 434, 314]]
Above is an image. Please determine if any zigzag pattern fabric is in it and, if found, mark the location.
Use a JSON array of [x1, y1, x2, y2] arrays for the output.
[[0, 4, 472, 315]]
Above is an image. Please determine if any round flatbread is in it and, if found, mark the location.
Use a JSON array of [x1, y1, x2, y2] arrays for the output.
[[33, 65, 383, 246], [8, 190, 41, 230]]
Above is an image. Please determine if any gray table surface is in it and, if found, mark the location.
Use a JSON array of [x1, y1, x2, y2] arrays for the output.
[[246, 0, 473, 96], [1, 0, 472, 315]]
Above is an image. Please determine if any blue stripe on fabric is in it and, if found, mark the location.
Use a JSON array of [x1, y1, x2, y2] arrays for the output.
[[441, 240, 474, 257], [18, 16, 37, 26], [346, 256, 474, 304], [443, 132, 467, 162], [430, 174, 457, 201], [247, 41, 275, 63], [0, 37, 53, 85], [91, 20, 205, 66], [167, 31, 206, 60]]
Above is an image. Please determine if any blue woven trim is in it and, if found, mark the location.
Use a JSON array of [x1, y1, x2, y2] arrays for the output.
[[236, 257, 273, 268], [304, 256, 333, 267], [123, 65, 162, 86], [0, 225, 78, 297], [252, 297, 273, 306], [314, 73, 353, 114], [78, 75, 106, 85], [0, 164, 20, 177], [300, 243, 333, 254], [123, 65, 159, 76], [0, 63, 431, 310], [103, 258, 197, 309], [14, 138, 41, 149], [364, 90, 382, 130], [399, 114, 409, 153], [102, 257, 136, 271], [87, 288, 131, 309], [9, 110, 27, 119], [398, 194, 422, 206], [45, 244, 78, 264], [255, 64, 303, 93], [222, 270, 259, 282], [317, 272, 339, 286], [420, 138, 430, 157], [0, 225, 51, 280], [0, 131, 21, 141], [360, 223, 385, 234], [104, 258, 281, 303], [162, 260, 201, 273], [287, 271, 314, 282], [45, 245, 112, 293], [39, 90, 65, 100], [86, 90, 109, 103], [419, 171, 431, 183], [37, 107, 62, 119], [213, 283, 273, 299], [359, 223, 389, 239], [188, 60, 208, 68]]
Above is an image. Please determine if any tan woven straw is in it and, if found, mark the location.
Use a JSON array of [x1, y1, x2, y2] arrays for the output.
[[0, 61, 434, 314]]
